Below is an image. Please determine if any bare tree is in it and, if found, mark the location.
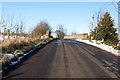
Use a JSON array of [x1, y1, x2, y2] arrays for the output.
[[112, 2, 119, 12], [71, 27, 77, 35], [118, 2, 120, 44], [19, 20, 25, 37], [0, 14, 18, 40], [55, 24, 65, 40], [0, 15, 7, 34], [112, 2, 120, 45], [31, 21, 51, 39], [88, 15, 95, 41], [89, 9, 103, 41]]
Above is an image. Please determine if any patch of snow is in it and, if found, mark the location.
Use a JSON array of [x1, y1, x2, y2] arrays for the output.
[[0, 70, 2, 73], [18, 56, 24, 62], [43, 42, 47, 44], [26, 52, 29, 55], [0, 37, 3, 41], [4, 54, 14, 59], [30, 50, 33, 52], [23, 53, 27, 56], [21, 37, 25, 39], [16, 52, 21, 55], [11, 61, 18, 65], [76, 39, 119, 56], [0, 35, 29, 41], [34, 45, 37, 47], [5, 67, 8, 69], [37, 46, 40, 48]]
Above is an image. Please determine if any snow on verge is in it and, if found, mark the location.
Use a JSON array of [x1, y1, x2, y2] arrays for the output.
[[76, 39, 119, 56], [4, 54, 14, 59], [0, 70, 2, 73]]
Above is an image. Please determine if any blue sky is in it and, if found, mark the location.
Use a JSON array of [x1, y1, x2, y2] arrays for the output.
[[2, 2, 118, 35]]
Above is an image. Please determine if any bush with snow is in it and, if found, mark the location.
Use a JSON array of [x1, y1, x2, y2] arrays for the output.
[[2, 54, 15, 67], [13, 50, 23, 57]]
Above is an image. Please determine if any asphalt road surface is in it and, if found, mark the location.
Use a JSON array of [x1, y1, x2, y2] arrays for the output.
[[3, 39, 119, 79]]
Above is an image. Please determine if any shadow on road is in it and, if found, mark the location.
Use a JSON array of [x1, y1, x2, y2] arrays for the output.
[[3, 73, 23, 79]]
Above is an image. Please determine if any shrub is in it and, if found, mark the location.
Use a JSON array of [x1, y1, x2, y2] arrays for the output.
[[114, 45, 120, 50], [94, 33, 106, 40], [2, 55, 12, 67], [11, 56, 18, 61], [104, 39, 118, 47], [2, 55, 11, 62], [13, 50, 23, 57]]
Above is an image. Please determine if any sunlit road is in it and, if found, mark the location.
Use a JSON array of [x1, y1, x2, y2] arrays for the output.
[[3, 39, 119, 79]]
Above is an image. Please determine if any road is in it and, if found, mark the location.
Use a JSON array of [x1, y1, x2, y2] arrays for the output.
[[3, 39, 119, 79]]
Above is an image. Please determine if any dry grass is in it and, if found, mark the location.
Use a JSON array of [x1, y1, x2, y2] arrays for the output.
[[1, 37, 31, 54], [1, 36, 49, 54], [1, 37, 39, 67]]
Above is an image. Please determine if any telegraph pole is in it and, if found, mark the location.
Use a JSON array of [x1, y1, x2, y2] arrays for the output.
[[118, 1, 120, 58], [118, 1, 120, 78], [92, 15, 94, 30], [119, 1, 120, 45], [91, 15, 94, 40]]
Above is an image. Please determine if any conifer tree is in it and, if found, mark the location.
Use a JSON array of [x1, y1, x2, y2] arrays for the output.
[[94, 11, 118, 46]]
